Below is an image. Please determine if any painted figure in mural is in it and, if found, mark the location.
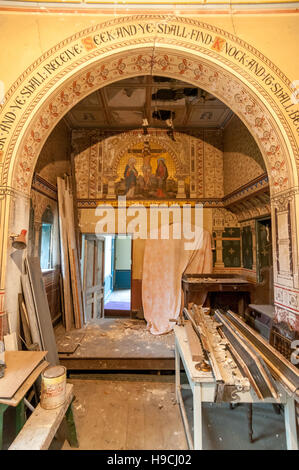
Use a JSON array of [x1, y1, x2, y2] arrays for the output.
[[156, 158, 168, 198], [124, 157, 138, 198], [142, 149, 153, 190]]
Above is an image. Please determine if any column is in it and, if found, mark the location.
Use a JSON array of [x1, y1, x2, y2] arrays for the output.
[[214, 229, 224, 268], [271, 188, 299, 331], [176, 179, 186, 199], [4, 190, 31, 335]]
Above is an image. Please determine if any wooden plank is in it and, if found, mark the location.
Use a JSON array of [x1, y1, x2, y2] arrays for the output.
[[8, 383, 74, 450], [26, 257, 59, 366], [21, 272, 43, 349], [185, 306, 223, 383], [72, 249, 82, 329], [64, 180, 84, 328], [215, 310, 279, 399], [3, 333, 18, 351], [57, 177, 73, 331], [18, 294, 32, 347], [226, 310, 299, 399], [0, 361, 49, 407], [184, 320, 204, 362], [59, 273, 66, 328], [82, 238, 88, 324], [0, 351, 47, 399]]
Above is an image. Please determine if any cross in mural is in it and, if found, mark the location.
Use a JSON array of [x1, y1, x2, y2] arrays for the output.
[[116, 141, 178, 199]]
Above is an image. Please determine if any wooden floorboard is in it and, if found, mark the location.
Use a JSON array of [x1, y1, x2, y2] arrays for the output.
[[60, 357, 175, 371], [56, 318, 175, 370], [60, 379, 187, 450]]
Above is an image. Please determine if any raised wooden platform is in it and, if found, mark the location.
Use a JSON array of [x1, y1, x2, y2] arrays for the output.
[[55, 319, 175, 371]]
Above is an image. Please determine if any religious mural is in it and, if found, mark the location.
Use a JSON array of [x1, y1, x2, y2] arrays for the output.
[[114, 141, 180, 199]]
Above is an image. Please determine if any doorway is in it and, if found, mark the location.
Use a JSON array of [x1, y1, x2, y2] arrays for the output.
[[103, 234, 132, 316]]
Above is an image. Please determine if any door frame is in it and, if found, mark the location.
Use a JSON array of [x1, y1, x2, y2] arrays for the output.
[[82, 233, 105, 322], [104, 233, 133, 317]]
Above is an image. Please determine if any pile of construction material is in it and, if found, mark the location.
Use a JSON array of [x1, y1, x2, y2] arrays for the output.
[[57, 175, 84, 331]]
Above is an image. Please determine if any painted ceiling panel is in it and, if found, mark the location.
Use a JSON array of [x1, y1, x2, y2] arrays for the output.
[[64, 75, 233, 130], [106, 87, 146, 107]]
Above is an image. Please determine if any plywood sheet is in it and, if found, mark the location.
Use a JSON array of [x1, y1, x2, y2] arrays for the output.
[[0, 351, 47, 399]]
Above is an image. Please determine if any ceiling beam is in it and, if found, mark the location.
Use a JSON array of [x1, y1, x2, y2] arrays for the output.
[[145, 75, 153, 126], [98, 88, 113, 127], [182, 101, 193, 127]]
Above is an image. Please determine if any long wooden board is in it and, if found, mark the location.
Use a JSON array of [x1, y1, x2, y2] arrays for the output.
[[184, 320, 204, 362], [0, 351, 47, 399], [18, 294, 32, 347], [21, 272, 43, 349], [57, 177, 73, 331], [9, 383, 74, 450], [64, 179, 84, 328], [26, 257, 59, 366], [214, 310, 278, 399]]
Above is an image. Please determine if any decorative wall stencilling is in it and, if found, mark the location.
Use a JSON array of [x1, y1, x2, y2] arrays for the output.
[[72, 128, 224, 201]]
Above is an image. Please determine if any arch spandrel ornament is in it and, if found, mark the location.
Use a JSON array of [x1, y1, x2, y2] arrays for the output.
[[6, 49, 292, 196], [0, 16, 299, 331], [0, 16, 297, 197]]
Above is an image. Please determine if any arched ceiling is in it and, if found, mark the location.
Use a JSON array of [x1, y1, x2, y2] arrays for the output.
[[64, 75, 233, 131]]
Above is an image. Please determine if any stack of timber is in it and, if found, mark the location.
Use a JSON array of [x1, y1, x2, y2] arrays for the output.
[[21, 257, 59, 366], [214, 309, 278, 400], [183, 305, 251, 402], [57, 175, 84, 331], [215, 309, 299, 403]]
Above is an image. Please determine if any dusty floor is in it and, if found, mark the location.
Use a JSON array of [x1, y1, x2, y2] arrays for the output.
[[59, 377, 187, 450], [2, 374, 291, 450], [55, 319, 175, 359], [47, 374, 290, 451]]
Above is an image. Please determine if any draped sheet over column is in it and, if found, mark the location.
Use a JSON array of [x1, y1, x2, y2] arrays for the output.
[[142, 223, 213, 335]]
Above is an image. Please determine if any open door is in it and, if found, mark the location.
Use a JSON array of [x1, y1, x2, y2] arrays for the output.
[[104, 234, 132, 316], [82, 235, 105, 322]]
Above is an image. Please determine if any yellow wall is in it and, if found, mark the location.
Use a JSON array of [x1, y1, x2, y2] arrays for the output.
[[35, 120, 71, 185], [79, 206, 213, 279], [223, 115, 265, 194], [0, 11, 298, 93]]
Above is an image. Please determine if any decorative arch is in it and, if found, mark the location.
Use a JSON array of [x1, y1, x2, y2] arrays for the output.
[[0, 16, 297, 196], [0, 16, 298, 331], [6, 48, 293, 196]]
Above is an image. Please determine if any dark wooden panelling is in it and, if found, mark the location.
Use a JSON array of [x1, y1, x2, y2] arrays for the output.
[[242, 226, 253, 270], [222, 240, 241, 267]]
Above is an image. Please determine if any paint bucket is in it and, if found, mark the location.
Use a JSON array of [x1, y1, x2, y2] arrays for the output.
[[40, 365, 67, 410]]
